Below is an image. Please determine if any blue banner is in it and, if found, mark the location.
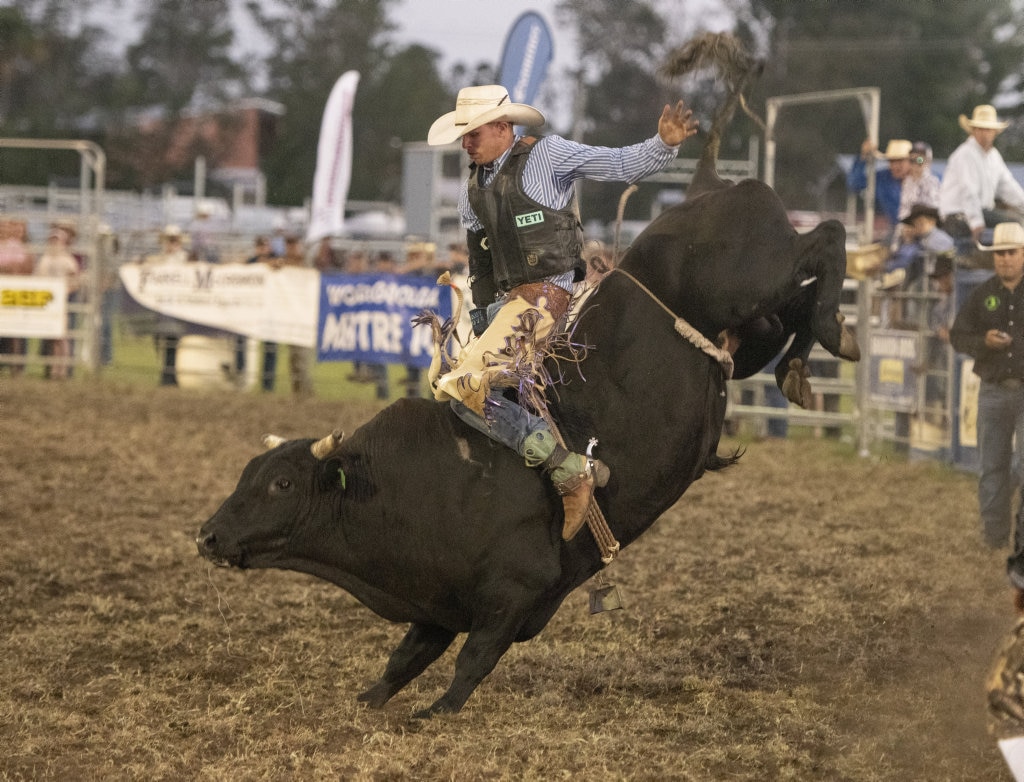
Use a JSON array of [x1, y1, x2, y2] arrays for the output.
[[498, 11, 554, 106], [317, 273, 452, 367]]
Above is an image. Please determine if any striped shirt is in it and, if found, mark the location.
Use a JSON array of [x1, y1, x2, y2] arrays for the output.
[[458, 133, 679, 293], [458, 133, 679, 231]]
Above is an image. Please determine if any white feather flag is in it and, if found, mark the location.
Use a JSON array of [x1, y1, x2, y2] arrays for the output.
[[306, 70, 360, 244]]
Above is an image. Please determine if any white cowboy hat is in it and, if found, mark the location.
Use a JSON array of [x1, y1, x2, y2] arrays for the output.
[[959, 104, 1009, 134], [977, 222, 1024, 251], [427, 85, 545, 146], [875, 139, 912, 160]]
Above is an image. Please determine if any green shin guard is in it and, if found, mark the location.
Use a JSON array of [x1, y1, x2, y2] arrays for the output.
[[521, 428, 587, 484]]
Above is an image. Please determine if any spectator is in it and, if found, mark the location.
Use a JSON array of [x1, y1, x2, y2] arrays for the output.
[[949, 222, 1024, 556], [34, 224, 82, 379], [269, 218, 288, 257], [847, 138, 913, 244], [885, 204, 955, 288], [95, 223, 120, 367], [939, 104, 1024, 245], [244, 236, 278, 392], [313, 236, 344, 272], [898, 141, 941, 222], [188, 203, 220, 263], [143, 224, 190, 386], [277, 235, 314, 397], [0, 217, 34, 375], [400, 240, 437, 398], [928, 252, 956, 345]]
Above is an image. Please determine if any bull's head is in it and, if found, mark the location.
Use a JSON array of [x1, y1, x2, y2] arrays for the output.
[[195, 431, 347, 569]]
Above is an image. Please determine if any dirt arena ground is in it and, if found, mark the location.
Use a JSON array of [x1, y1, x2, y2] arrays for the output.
[[1, 377, 1019, 780]]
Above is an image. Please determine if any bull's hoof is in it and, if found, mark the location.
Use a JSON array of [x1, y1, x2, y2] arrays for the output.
[[357, 682, 394, 708], [838, 320, 861, 362], [781, 359, 813, 409], [412, 698, 460, 720]]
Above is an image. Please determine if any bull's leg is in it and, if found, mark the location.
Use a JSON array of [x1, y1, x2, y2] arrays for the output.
[[358, 623, 456, 708], [796, 220, 861, 362], [414, 623, 521, 718]]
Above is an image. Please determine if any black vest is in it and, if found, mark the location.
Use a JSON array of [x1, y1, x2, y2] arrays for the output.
[[467, 138, 584, 291]]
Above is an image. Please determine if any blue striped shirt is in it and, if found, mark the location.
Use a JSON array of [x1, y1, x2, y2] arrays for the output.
[[458, 133, 680, 231]]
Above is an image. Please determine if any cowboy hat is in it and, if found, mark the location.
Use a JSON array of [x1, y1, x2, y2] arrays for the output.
[[876, 139, 912, 160], [959, 104, 1009, 134], [977, 222, 1024, 251], [900, 203, 942, 227], [428, 85, 545, 146]]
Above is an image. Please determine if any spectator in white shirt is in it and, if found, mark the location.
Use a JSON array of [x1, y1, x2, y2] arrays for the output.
[[939, 104, 1024, 243]]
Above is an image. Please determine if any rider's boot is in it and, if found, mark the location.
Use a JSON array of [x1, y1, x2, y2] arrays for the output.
[[524, 430, 610, 540]]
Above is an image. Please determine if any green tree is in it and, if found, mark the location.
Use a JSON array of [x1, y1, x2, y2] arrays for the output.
[[102, 0, 250, 189], [0, 0, 122, 183], [248, 0, 399, 205], [555, 0, 674, 224]]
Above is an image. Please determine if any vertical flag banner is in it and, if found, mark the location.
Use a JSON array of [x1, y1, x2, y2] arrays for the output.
[[307, 70, 360, 244], [498, 12, 554, 107]]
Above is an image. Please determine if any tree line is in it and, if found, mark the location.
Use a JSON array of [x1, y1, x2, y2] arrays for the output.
[[4, 0, 1024, 223]]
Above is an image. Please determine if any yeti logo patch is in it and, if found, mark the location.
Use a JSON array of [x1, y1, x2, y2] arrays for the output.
[[515, 210, 544, 228]]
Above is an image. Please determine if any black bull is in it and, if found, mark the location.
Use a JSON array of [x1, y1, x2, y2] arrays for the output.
[[196, 181, 859, 717]]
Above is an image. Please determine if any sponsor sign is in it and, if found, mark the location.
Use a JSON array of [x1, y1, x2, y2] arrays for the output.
[[307, 70, 360, 244], [317, 273, 452, 368], [0, 274, 68, 338], [867, 329, 918, 410], [119, 262, 319, 347], [498, 11, 554, 107]]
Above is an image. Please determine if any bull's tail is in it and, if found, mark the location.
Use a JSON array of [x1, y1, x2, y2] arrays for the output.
[[660, 33, 764, 197], [706, 446, 743, 472]]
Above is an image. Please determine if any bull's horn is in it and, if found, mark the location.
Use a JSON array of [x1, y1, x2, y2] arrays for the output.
[[263, 434, 287, 450], [311, 429, 344, 459]]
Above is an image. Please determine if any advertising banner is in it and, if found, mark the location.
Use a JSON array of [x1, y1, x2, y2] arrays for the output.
[[119, 263, 319, 347], [307, 70, 360, 244], [498, 12, 554, 107], [0, 274, 68, 338], [867, 329, 918, 410], [317, 273, 452, 368]]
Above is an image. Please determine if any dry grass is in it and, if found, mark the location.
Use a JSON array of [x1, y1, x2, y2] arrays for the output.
[[0, 377, 1014, 780]]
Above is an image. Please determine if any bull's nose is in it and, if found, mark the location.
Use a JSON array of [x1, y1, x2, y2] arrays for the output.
[[196, 532, 215, 556]]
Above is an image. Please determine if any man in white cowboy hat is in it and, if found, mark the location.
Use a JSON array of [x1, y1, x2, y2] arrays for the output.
[[951, 224, 1024, 576], [143, 224, 191, 384], [426, 84, 699, 540], [940, 104, 1024, 243]]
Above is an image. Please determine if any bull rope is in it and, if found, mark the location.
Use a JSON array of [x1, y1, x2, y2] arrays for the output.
[[609, 267, 734, 380]]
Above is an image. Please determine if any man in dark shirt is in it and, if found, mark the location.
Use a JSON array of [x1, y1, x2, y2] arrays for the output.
[[950, 223, 1024, 567]]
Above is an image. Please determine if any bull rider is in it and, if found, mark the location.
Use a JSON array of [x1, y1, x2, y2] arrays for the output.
[[426, 85, 699, 540]]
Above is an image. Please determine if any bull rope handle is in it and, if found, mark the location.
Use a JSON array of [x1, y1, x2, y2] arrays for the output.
[[540, 410, 620, 563], [610, 267, 734, 379]]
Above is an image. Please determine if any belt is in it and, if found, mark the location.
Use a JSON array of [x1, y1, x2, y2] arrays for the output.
[[999, 378, 1024, 390]]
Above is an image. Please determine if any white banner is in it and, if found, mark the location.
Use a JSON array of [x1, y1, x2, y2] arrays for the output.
[[0, 275, 68, 338], [119, 263, 319, 347], [307, 70, 360, 244]]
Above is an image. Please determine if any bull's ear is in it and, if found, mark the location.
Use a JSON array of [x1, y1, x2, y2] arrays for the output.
[[318, 453, 376, 500], [318, 456, 347, 491]]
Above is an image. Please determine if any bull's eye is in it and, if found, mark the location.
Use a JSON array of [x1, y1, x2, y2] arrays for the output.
[[270, 477, 293, 496]]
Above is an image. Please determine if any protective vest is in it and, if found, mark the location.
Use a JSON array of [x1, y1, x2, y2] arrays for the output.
[[467, 137, 584, 292]]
